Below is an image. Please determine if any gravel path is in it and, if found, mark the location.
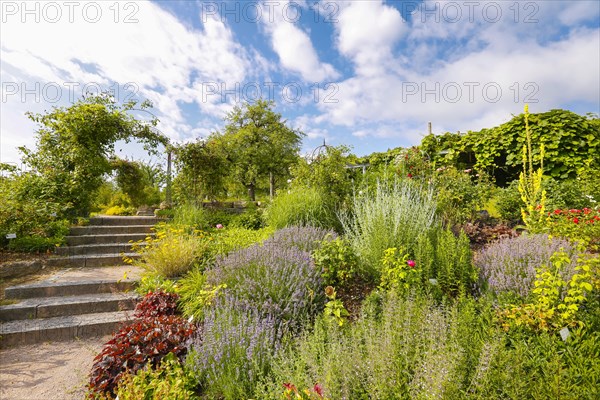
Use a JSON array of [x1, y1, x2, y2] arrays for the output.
[[0, 335, 109, 400]]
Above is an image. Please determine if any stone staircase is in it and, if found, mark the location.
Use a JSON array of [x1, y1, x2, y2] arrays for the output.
[[49, 216, 157, 268], [0, 216, 157, 347]]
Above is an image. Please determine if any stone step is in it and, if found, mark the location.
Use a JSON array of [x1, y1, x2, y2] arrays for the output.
[[55, 242, 147, 256], [88, 216, 159, 226], [0, 292, 139, 321], [66, 232, 154, 246], [5, 278, 138, 300], [46, 253, 139, 268], [0, 311, 133, 347], [69, 225, 155, 236]]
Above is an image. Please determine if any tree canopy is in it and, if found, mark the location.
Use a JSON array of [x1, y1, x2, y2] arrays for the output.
[[20, 95, 167, 216], [220, 99, 304, 201]]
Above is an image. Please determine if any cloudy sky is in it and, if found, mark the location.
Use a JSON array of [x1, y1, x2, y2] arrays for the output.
[[1, 0, 599, 166]]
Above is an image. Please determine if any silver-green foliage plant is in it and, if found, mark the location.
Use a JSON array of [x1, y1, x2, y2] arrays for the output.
[[340, 180, 438, 278]]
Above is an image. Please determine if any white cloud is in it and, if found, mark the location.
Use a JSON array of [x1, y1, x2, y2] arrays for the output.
[[335, 1, 407, 76], [0, 2, 253, 164], [258, 1, 338, 82], [319, 26, 600, 135]]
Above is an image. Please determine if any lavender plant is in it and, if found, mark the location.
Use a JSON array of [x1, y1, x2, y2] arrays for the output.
[[475, 233, 579, 298], [267, 225, 337, 253], [187, 303, 279, 399], [206, 241, 325, 328], [188, 229, 329, 399]]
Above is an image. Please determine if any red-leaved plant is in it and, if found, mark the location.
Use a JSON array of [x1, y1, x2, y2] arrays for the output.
[[87, 292, 196, 398]]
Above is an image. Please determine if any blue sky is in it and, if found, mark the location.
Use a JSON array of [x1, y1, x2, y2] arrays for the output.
[[1, 0, 599, 168]]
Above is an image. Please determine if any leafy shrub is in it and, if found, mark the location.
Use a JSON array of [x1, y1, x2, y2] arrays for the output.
[[133, 291, 180, 318], [103, 205, 136, 216], [545, 207, 600, 250], [265, 187, 338, 230], [433, 167, 493, 225], [268, 225, 336, 253], [114, 352, 198, 400], [128, 226, 212, 278], [135, 271, 178, 295], [7, 235, 65, 253], [393, 146, 433, 180], [290, 144, 355, 207], [232, 207, 265, 230], [312, 236, 358, 287], [323, 286, 349, 327], [496, 250, 597, 332], [340, 180, 438, 278], [475, 234, 579, 298], [176, 268, 227, 323], [0, 172, 70, 249], [88, 292, 195, 398], [494, 180, 523, 222], [172, 204, 208, 230], [379, 247, 420, 292], [154, 207, 175, 219], [203, 209, 236, 230]]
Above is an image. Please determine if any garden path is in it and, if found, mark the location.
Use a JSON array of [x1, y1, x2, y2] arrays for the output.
[[0, 265, 143, 399]]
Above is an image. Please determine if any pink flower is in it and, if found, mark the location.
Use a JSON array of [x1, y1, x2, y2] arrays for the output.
[[313, 383, 323, 397], [216, 224, 223, 229], [407, 260, 416, 268]]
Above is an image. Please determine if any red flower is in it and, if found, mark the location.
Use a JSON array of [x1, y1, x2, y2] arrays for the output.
[[569, 209, 581, 214], [407, 260, 416, 268], [573, 217, 579, 224], [584, 208, 591, 214], [554, 209, 561, 215], [283, 383, 296, 391], [313, 383, 323, 397], [407, 173, 413, 178], [535, 204, 542, 210]]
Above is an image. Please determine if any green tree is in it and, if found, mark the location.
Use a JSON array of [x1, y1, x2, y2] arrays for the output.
[[172, 135, 229, 202], [221, 99, 304, 201], [19, 95, 167, 217], [112, 158, 158, 208], [291, 144, 356, 206]]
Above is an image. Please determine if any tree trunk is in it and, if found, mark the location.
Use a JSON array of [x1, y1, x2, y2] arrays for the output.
[[247, 182, 256, 201], [269, 172, 275, 199]]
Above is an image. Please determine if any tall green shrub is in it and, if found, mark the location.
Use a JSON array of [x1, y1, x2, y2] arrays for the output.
[[265, 187, 338, 230]]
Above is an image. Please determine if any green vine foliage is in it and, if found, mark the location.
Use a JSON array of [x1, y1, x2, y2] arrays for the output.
[[421, 110, 599, 185], [19, 95, 166, 217]]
